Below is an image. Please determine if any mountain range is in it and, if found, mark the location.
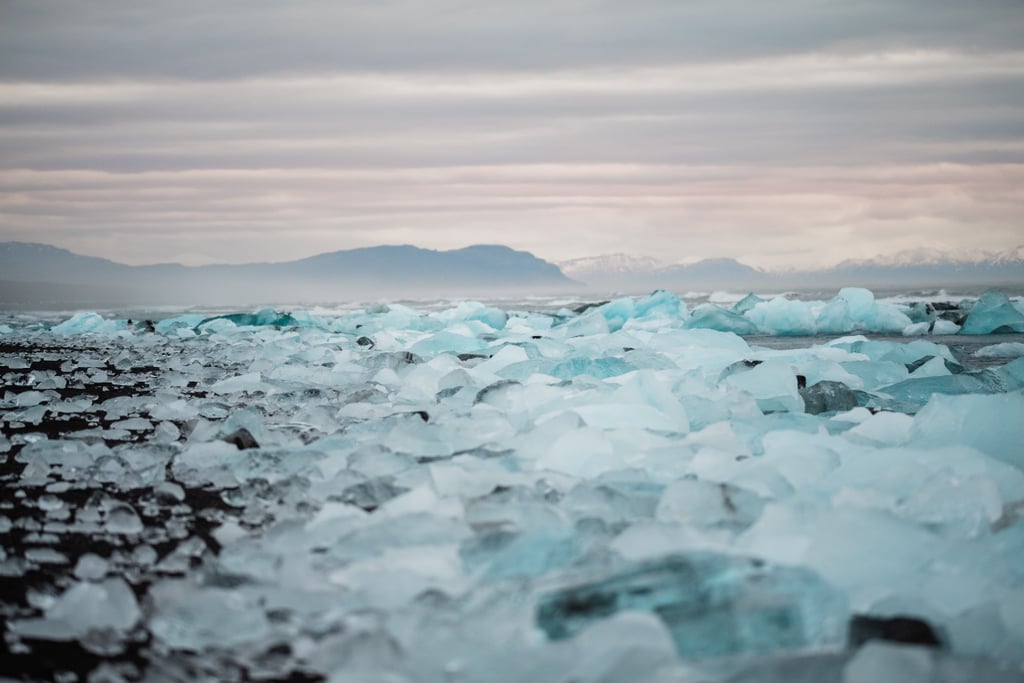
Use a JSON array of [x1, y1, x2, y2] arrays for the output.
[[557, 248, 1024, 293], [1, 241, 1022, 307], [0, 242, 574, 306]]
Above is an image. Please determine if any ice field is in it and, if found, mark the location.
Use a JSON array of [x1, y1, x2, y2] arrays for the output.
[[2, 287, 1024, 682]]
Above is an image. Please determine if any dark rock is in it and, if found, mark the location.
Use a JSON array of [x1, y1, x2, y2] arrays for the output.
[[848, 614, 946, 649], [800, 380, 859, 415], [221, 427, 259, 450], [573, 301, 609, 314], [356, 336, 375, 348]]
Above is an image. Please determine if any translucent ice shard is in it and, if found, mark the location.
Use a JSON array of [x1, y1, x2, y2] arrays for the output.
[[910, 392, 1024, 469], [723, 361, 805, 413], [960, 291, 1024, 334], [745, 297, 816, 336], [687, 304, 759, 334], [536, 552, 848, 659]]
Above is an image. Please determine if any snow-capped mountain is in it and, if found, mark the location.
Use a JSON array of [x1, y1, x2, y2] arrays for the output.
[[837, 246, 1024, 268], [558, 253, 664, 279]]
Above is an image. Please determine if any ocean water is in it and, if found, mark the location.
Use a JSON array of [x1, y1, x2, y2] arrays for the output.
[[1, 286, 1023, 682]]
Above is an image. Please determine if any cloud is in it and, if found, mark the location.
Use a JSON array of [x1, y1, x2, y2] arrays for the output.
[[0, 1, 1022, 269], [2, 1, 1023, 80]]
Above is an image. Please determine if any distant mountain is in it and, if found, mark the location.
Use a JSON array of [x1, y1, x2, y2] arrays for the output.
[[836, 246, 1024, 268], [561, 254, 768, 291], [554, 247, 1024, 293], [559, 254, 664, 280], [0, 242, 576, 306], [789, 246, 1024, 289]]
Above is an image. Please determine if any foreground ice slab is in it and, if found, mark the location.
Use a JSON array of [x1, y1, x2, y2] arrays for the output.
[[536, 552, 848, 659], [1, 287, 1023, 682]]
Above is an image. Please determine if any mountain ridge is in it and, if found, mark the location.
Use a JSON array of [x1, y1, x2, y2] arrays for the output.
[[2, 241, 1023, 307], [0, 242, 576, 306]]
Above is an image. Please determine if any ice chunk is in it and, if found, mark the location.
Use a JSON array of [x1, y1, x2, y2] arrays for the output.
[[723, 361, 805, 413], [931, 319, 960, 335], [196, 308, 299, 330], [11, 578, 141, 641], [329, 544, 466, 608], [907, 356, 951, 379], [732, 293, 766, 315], [974, 342, 1024, 359], [211, 371, 267, 395], [433, 301, 508, 330], [746, 297, 816, 336], [51, 312, 125, 336], [105, 502, 143, 534], [843, 411, 913, 447], [656, 478, 765, 533], [536, 552, 848, 659], [872, 374, 997, 411], [910, 392, 1024, 469], [816, 288, 895, 334], [558, 611, 679, 683], [686, 304, 759, 334], [536, 426, 620, 477], [960, 291, 1024, 334], [998, 357, 1024, 390], [74, 553, 110, 580], [635, 289, 686, 318], [149, 581, 271, 650]]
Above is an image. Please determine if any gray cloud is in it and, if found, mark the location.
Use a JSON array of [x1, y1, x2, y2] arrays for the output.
[[2, 0, 1023, 80], [1, 0, 1023, 269]]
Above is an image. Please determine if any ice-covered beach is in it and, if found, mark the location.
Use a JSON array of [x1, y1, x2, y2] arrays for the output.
[[2, 287, 1024, 682]]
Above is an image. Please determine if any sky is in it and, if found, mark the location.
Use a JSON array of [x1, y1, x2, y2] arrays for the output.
[[1, 0, 1023, 271]]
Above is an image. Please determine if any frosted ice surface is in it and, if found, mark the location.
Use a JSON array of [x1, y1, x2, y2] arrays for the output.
[[910, 392, 1024, 469]]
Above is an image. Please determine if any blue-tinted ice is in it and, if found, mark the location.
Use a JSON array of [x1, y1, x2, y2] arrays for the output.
[[536, 552, 848, 659], [1, 287, 1023, 682]]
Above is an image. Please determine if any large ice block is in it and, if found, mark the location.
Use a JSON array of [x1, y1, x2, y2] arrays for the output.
[[910, 392, 1024, 469], [536, 552, 848, 659], [960, 291, 1024, 334]]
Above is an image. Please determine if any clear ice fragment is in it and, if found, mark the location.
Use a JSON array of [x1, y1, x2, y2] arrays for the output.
[[536, 552, 847, 659]]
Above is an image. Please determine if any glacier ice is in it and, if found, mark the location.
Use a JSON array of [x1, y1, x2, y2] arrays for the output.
[[536, 552, 848, 659], [960, 291, 1024, 335], [1, 287, 1023, 682]]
